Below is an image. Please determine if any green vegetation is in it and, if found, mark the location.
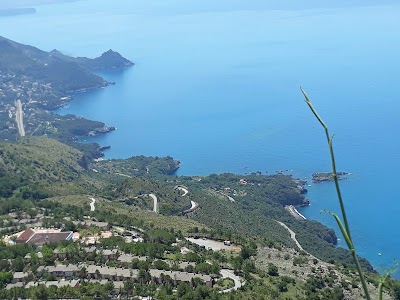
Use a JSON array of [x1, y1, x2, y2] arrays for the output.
[[0, 137, 376, 268], [94, 155, 180, 176], [1, 134, 399, 298]]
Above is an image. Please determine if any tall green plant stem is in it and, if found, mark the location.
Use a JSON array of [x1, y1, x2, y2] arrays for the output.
[[300, 87, 371, 300]]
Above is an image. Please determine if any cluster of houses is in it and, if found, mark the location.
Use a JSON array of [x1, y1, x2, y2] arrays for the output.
[[6, 256, 213, 292], [5, 222, 218, 293], [13, 221, 119, 247], [6, 264, 212, 291], [0, 72, 58, 109]]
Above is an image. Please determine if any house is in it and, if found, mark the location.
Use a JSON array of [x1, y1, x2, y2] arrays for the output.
[[24, 252, 43, 264], [101, 249, 119, 260], [113, 281, 125, 293], [85, 265, 139, 281], [177, 261, 196, 270], [11, 280, 80, 290], [117, 254, 147, 265], [149, 270, 213, 287], [44, 280, 80, 288], [12, 272, 30, 283], [54, 248, 67, 260], [5, 282, 24, 289], [39, 264, 80, 278], [82, 221, 110, 231], [83, 246, 97, 260]]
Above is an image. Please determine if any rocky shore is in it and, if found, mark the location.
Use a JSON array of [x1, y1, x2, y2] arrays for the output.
[[285, 205, 307, 220], [88, 125, 116, 137]]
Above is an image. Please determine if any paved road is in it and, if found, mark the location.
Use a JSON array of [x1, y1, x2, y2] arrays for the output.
[[148, 193, 158, 213], [89, 197, 96, 212], [276, 221, 304, 251], [219, 269, 244, 293], [15, 99, 25, 137], [217, 191, 235, 202], [189, 200, 198, 210], [177, 186, 189, 196]]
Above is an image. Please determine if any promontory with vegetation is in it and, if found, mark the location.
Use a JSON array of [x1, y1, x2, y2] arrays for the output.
[[0, 35, 133, 158], [0, 37, 399, 299]]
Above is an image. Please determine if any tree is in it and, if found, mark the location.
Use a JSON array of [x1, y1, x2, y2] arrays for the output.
[[242, 259, 256, 274], [177, 282, 191, 298], [31, 284, 49, 300], [124, 279, 134, 297], [0, 272, 12, 288], [267, 263, 279, 276], [12, 257, 24, 272], [153, 260, 169, 270]]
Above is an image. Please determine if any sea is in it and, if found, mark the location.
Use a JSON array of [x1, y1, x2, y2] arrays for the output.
[[1, 0, 399, 278]]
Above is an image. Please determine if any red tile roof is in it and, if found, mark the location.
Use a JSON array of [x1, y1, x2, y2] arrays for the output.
[[16, 228, 35, 244]]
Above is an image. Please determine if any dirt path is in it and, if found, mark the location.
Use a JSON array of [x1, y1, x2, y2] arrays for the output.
[[15, 99, 25, 137]]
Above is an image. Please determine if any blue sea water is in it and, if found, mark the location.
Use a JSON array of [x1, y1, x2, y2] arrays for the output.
[[2, 0, 400, 277]]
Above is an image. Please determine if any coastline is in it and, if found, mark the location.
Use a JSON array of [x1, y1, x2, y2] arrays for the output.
[[285, 205, 307, 220]]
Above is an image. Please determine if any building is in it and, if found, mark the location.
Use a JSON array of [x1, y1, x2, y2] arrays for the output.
[[12, 280, 80, 289], [150, 270, 213, 287], [16, 228, 73, 246], [16, 228, 35, 244], [12, 272, 31, 283], [38, 264, 80, 279]]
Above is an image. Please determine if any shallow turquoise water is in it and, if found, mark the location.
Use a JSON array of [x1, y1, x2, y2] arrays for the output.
[[2, 0, 400, 277]]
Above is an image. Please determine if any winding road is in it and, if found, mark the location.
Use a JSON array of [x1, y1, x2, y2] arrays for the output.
[[175, 186, 199, 214], [15, 99, 25, 137], [177, 186, 189, 196], [216, 190, 235, 202], [219, 269, 244, 293], [148, 193, 158, 213], [89, 197, 96, 211], [276, 221, 304, 252]]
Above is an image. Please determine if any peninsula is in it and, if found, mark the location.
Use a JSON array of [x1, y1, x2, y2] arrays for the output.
[[0, 36, 133, 158]]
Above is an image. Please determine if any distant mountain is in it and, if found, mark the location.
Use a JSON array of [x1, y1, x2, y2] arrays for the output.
[[50, 49, 134, 70], [0, 8, 36, 16], [0, 36, 133, 96]]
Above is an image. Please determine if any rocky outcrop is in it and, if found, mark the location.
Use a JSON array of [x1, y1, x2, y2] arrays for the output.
[[312, 172, 349, 183], [88, 125, 116, 137]]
